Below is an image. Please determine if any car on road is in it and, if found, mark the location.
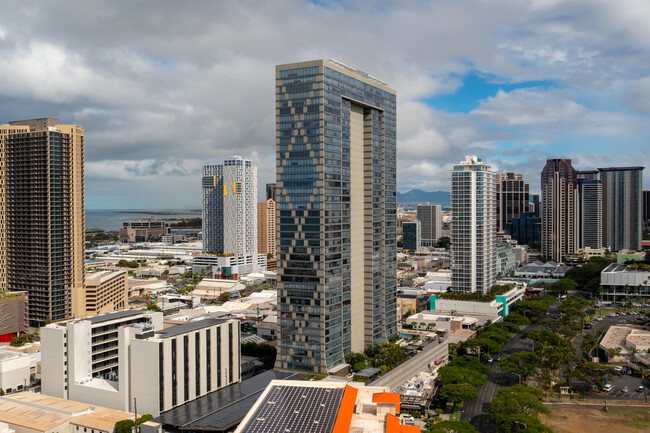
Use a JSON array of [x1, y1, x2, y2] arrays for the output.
[[603, 384, 613, 392], [638, 386, 645, 393]]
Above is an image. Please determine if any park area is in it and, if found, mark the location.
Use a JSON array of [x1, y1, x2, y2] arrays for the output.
[[541, 407, 650, 433]]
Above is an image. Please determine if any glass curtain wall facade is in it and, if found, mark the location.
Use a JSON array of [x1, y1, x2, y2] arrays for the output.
[[576, 170, 602, 249], [275, 60, 397, 374], [599, 167, 644, 252]]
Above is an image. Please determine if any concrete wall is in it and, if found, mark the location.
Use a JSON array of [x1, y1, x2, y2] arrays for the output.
[[0, 353, 30, 392], [41, 325, 67, 398]]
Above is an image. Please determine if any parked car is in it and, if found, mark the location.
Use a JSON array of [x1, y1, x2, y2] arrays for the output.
[[603, 384, 613, 392], [637, 386, 645, 393], [614, 366, 623, 372], [622, 386, 629, 392], [487, 357, 494, 363]]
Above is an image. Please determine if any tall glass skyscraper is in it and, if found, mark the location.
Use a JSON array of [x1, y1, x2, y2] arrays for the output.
[[599, 166, 644, 251], [275, 59, 397, 373]]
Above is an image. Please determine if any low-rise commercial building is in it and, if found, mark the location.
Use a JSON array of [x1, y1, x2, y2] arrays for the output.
[[41, 310, 241, 416], [514, 261, 568, 279], [83, 271, 128, 317], [0, 350, 30, 394], [192, 254, 267, 276], [0, 392, 132, 433], [234, 381, 418, 433], [600, 325, 650, 363], [600, 263, 650, 302], [428, 286, 525, 318], [119, 217, 169, 243]]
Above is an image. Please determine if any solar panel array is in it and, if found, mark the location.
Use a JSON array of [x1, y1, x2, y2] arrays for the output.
[[155, 371, 302, 432], [239, 385, 345, 433]]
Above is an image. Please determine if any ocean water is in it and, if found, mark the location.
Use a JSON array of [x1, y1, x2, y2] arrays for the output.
[[86, 209, 201, 231]]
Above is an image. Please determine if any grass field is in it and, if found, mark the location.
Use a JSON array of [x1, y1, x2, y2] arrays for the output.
[[541, 408, 650, 433]]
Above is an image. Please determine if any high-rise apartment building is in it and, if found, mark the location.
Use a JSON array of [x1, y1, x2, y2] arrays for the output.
[[275, 59, 397, 373], [643, 189, 650, 229], [417, 203, 442, 247], [496, 173, 529, 232], [257, 198, 276, 258], [0, 118, 85, 324], [266, 183, 277, 201], [576, 170, 602, 249], [202, 156, 258, 257], [451, 156, 497, 293], [402, 220, 421, 252], [599, 166, 644, 252], [541, 159, 577, 262]]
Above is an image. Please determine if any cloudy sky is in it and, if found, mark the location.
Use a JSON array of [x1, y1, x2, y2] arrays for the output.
[[1, 0, 649, 209]]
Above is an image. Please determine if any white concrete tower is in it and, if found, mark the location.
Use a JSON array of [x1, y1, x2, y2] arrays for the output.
[[451, 156, 497, 293]]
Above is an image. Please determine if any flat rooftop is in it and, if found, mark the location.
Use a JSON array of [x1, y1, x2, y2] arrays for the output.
[[155, 318, 227, 338], [0, 392, 94, 432], [71, 408, 133, 431], [87, 309, 144, 323]]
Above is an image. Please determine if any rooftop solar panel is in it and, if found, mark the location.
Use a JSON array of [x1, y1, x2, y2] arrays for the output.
[[239, 385, 345, 433], [156, 371, 302, 431]]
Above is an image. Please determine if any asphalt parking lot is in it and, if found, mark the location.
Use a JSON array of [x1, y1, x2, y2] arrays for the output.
[[580, 312, 650, 401]]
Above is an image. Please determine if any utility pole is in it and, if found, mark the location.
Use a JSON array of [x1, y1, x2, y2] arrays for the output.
[[134, 398, 138, 433]]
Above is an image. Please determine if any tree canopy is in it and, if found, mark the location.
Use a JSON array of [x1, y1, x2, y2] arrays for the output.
[[437, 366, 488, 387], [499, 352, 539, 381], [440, 383, 478, 404], [486, 385, 549, 432], [425, 420, 477, 433]]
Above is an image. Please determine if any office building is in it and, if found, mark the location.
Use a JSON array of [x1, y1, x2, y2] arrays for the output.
[[599, 166, 644, 252], [202, 157, 258, 257], [417, 203, 442, 247], [257, 198, 276, 258], [0, 118, 85, 324], [643, 189, 650, 229], [507, 212, 541, 247], [118, 217, 169, 243], [451, 156, 497, 293], [41, 310, 241, 417], [275, 59, 397, 373], [402, 220, 421, 252], [541, 158, 577, 262], [576, 170, 602, 249], [496, 172, 529, 232], [83, 270, 128, 317], [530, 194, 540, 219], [265, 183, 276, 201], [496, 240, 516, 276]]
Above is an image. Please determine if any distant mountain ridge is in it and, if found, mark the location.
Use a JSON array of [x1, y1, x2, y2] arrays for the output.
[[397, 189, 451, 205]]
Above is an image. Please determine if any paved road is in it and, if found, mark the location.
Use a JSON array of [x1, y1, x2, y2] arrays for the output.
[[461, 302, 561, 433], [372, 337, 448, 391]]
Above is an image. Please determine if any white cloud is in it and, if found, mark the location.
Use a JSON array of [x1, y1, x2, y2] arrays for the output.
[[0, 0, 649, 207]]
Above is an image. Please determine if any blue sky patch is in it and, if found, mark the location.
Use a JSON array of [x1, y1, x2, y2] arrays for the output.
[[423, 72, 559, 113]]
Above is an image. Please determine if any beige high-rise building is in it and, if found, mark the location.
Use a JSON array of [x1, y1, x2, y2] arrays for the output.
[[0, 118, 85, 324], [257, 198, 276, 258]]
